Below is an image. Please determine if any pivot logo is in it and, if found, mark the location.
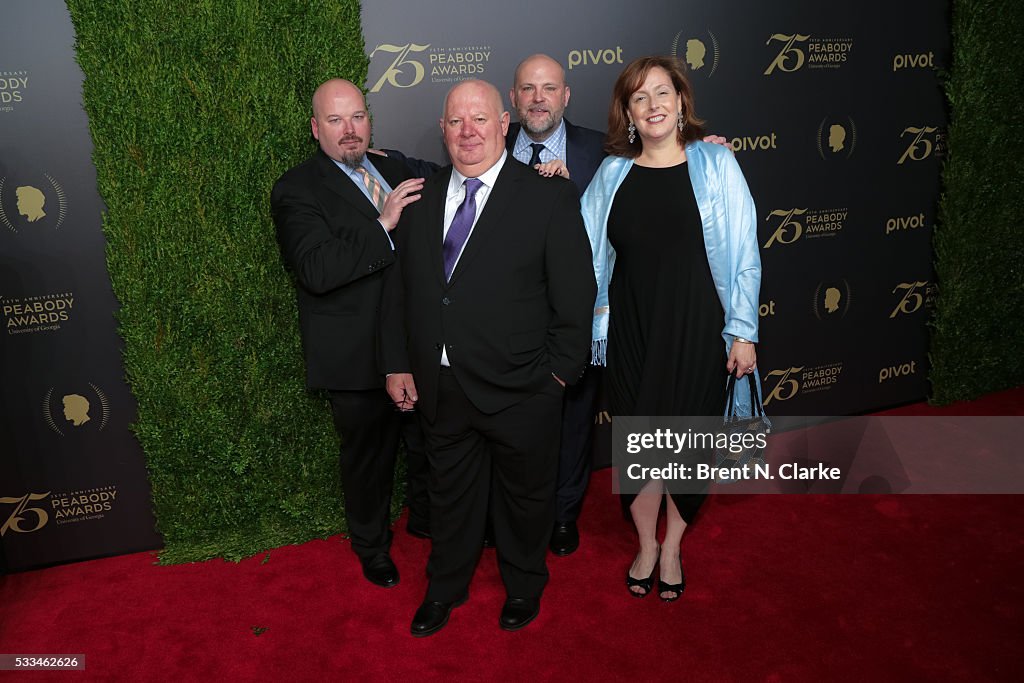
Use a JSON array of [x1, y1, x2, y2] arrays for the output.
[[885, 213, 926, 235], [368, 43, 431, 92], [731, 133, 778, 152], [760, 301, 776, 317], [893, 51, 935, 72], [879, 361, 917, 383], [567, 47, 623, 70], [898, 126, 945, 164]]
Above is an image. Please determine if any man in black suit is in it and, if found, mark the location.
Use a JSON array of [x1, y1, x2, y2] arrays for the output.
[[507, 54, 607, 556], [271, 78, 428, 589], [382, 80, 595, 636]]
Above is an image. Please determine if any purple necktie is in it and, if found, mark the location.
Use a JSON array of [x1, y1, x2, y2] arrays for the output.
[[443, 178, 483, 281]]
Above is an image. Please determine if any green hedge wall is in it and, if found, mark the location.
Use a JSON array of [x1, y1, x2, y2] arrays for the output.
[[931, 0, 1024, 403], [67, 0, 375, 562]]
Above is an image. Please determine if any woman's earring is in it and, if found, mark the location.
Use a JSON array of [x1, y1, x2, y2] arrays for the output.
[[677, 111, 684, 132], [628, 121, 636, 144]]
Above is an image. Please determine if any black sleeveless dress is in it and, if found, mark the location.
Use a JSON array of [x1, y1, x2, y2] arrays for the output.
[[607, 161, 727, 523]]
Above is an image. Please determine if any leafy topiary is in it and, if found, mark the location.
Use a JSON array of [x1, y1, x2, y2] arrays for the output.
[[931, 0, 1024, 403], [66, 0, 391, 562]]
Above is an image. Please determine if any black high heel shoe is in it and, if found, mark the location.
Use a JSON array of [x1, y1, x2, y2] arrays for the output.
[[657, 558, 686, 602], [626, 550, 659, 598]]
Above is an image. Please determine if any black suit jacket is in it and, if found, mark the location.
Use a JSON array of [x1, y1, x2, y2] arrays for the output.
[[505, 119, 606, 196], [381, 159, 596, 422], [271, 149, 411, 390]]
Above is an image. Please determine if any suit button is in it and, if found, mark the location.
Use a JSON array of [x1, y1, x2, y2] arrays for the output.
[[442, 297, 451, 305], [368, 264, 375, 271], [434, 343, 442, 350]]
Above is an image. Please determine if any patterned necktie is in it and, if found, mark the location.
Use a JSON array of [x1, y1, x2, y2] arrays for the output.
[[528, 143, 545, 167], [443, 178, 483, 281], [354, 165, 387, 214]]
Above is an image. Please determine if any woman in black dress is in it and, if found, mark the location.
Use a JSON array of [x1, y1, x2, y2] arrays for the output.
[[582, 56, 762, 601]]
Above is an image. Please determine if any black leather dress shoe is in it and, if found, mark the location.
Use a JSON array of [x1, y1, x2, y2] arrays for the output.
[[549, 520, 579, 556], [410, 595, 468, 637], [406, 521, 431, 540], [499, 597, 540, 631], [361, 553, 399, 588]]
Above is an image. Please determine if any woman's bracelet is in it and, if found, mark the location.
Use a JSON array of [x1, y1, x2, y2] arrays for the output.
[[733, 336, 754, 344]]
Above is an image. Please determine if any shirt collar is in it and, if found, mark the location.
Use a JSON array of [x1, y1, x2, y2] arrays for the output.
[[449, 150, 507, 197], [513, 119, 567, 160]]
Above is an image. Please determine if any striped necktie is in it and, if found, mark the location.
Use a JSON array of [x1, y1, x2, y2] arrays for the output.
[[354, 165, 387, 214]]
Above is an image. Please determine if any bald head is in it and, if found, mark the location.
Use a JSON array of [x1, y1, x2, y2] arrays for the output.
[[310, 78, 371, 165], [510, 54, 570, 141], [440, 79, 510, 177]]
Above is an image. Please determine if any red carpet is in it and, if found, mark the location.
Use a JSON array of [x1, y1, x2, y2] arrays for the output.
[[2, 388, 1022, 681]]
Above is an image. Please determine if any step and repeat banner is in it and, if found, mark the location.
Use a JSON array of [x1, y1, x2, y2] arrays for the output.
[[1, 0, 947, 571], [362, 0, 950, 425], [1, 1, 161, 573]]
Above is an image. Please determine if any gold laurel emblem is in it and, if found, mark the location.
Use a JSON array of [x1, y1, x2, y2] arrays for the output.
[[813, 280, 853, 320], [817, 117, 857, 160], [671, 29, 720, 77], [43, 382, 110, 436], [0, 172, 68, 233]]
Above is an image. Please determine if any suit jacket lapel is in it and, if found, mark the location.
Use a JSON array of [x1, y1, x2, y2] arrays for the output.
[[426, 169, 451, 287], [447, 160, 520, 287], [316, 150, 379, 221]]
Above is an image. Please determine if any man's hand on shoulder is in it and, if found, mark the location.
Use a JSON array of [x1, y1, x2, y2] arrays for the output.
[[703, 134, 732, 151], [379, 178, 425, 231], [534, 159, 570, 180]]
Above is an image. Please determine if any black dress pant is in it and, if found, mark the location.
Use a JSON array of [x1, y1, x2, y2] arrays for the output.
[[421, 368, 561, 603], [328, 388, 402, 560], [555, 365, 602, 522], [400, 410, 430, 531]]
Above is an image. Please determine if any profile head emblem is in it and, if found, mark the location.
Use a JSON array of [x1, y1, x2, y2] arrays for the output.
[[685, 39, 706, 70], [828, 124, 846, 153], [824, 287, 841, 313], [62, 394, 91, 426], [15, 185, 46, 222]]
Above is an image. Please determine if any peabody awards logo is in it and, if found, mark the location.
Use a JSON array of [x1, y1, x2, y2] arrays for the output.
[[671, 29, 720, 77], [763, 207, 848, 248], [817, 116, 857, 160], [42, 383, 111, 436], [813, 280, 853, 320], [897, 126, 946, 164], [0, 171, 68, 234], [2, 291, 75, 335], [889, 280, 936, 318], [763, 362, 844, 405], [0, 491, 52, 536], [50, 485, 118, 526], [764, 34, 853, 74], [368, 42, 493, 90], [0, 69, 28, 113]]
